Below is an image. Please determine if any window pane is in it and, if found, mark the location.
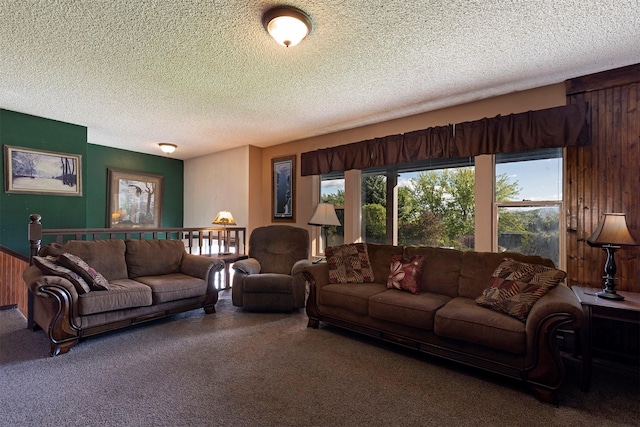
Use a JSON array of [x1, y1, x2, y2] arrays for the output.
[[496, 148, 562, 201], [320, 176, 344, 248], [361, 172, 387, 243], [398, 166, 475, 249], [497, 205, 561, 266]]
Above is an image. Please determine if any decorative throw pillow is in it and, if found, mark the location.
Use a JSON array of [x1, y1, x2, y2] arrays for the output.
[[57, 252, 110, 291], [387, 255, 425, 294], [476, 258, 566, 321], [325, 243, 374, 284], [32, 255, 92, 294]]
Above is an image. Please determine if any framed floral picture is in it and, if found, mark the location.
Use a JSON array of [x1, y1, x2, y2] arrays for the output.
[[272, 155, 295, 222], [107, 168, 163, 228], [3, 145, 82, 196]]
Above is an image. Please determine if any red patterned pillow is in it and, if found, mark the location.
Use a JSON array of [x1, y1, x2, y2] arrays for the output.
[[33, 255, 92, 294], [326, 243, 374, 284], [58, 252, 110, 291], [387, 255, 425, 294], [476, 258, 566, 321]]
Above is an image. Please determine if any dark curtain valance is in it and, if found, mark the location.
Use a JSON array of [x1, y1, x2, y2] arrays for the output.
[[301, 103, 588, 176]]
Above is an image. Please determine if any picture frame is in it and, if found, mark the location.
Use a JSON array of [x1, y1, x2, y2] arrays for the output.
[[272, 155, 296, 222], [107, 168, 163, 228], [3, 145, 82, 196]]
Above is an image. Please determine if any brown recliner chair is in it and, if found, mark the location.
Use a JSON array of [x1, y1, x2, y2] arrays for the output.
[[232, 225, 311, 311]]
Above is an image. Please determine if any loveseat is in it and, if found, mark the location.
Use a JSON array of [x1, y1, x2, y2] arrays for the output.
[[23, 238, 224, 356], [302, 243, 583, 404]]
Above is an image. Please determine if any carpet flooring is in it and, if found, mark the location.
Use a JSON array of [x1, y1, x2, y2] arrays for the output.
[[1, 291, 638, 427]]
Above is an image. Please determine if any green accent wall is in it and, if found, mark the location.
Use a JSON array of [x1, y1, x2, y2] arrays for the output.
[[86, 144, 183, 228], [0, 109, 184, 256]]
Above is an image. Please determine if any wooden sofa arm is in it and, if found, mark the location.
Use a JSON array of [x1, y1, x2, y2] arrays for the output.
[[302, 264, 331, 327], [22, 266, 81, 356], [524, 284, 584, 404], [180, 254, 224, 313]]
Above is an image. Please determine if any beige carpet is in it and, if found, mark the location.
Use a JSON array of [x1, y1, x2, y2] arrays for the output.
[[0, 291, 638, 427]]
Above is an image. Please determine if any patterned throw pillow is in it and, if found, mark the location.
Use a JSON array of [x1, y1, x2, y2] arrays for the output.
[[476, 258, 566, 321], [387, 255, 425, 294], [326, 243, 375, 284], [32, 255, 92, 294], [57, 252, 110, 291]]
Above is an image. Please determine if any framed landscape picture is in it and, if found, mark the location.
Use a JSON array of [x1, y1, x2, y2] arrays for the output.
[[272, 155, 296, 222], [107, 168, 163, 228], [3, 145, 82, 196]]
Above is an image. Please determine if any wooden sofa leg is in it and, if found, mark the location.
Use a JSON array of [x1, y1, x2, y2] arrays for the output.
[[307, 318, 319, 328], [204, 306, 216, 314], [50, 339, 79, 357], [529, 385, 559, 406]]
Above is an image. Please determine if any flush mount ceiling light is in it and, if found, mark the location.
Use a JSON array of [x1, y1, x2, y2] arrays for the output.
[[158, 143, 177, 154], [262, 6, 312, 47]]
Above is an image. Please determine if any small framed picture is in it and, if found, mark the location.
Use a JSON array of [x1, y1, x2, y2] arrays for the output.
[[3, 145, 82, 196], [272, 155, 296, 222]]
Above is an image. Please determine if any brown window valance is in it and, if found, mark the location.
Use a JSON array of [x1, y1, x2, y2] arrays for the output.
[[301, 103, 588, 176]]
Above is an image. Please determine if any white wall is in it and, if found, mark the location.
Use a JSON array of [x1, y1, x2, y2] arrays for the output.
[[183, 146, 249, 228]]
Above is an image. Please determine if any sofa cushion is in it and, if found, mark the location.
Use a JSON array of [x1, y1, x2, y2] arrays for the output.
[[475, 258, 566, 321], [434, 297, 526, 354], [404, 246, 461, 297], [77, 279, 152, 315], [366, 243, 404, 284], [57, 252, 110, 291], [318, 283, 387, 315], [386, 255, 425, 294], [458, 251, 555, 299], [59, 239, 129, 281], [125, 239, 185, 279], [33, 255, 92, 294], [326, 243, 374, 284], [369, 290, 451, 330], [135, 273, 207, 304]]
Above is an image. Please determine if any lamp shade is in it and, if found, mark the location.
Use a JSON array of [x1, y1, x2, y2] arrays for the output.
[[212, 211, 236, 226], [262, 6, 311, 47], [308, 203, 340, 227], [587, 213, 637, 247]]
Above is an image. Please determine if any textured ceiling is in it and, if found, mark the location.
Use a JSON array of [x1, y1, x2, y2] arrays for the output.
[[1, 1, 639, 159]]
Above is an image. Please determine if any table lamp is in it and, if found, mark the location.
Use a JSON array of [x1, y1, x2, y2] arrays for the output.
[[213, 211, 236, 255], [308, 203, 341, 255], [587, 212, 637, 300]]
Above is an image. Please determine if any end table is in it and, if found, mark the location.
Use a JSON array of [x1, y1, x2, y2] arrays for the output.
[[572, 286, 640, 392]]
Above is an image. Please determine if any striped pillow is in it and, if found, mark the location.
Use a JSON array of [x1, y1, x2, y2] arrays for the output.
[[476, 258, 566, 321], [33, 255, 92, 294]]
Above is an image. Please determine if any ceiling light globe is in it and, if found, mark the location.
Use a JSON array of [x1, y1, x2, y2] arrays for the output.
[[263, 7, 312, 47], [267, 16, 309, 47], [159, 143, 177, 154]]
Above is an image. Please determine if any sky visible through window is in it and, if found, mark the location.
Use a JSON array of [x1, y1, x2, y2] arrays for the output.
[[322, 157, 562, 202]]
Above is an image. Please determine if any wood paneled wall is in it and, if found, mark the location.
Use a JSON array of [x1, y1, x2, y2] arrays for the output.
[[566, 64, 640, 293], [0, 250, 29, 317]]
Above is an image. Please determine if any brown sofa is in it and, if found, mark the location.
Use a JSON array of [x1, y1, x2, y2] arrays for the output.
[[23, 239, 224, 356], [303, 243, 583, 404]]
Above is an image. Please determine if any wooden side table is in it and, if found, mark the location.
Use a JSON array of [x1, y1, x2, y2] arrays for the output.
[[205, 253, 248, 290], [572, 286, 640, 391]]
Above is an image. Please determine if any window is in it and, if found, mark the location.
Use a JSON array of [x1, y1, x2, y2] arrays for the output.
[[361, 158, 474, 249], [333, 148, 563, 263], [361, 171, 387, 243], [494, 148, 563, 267], [320, 174, 344, 249]]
